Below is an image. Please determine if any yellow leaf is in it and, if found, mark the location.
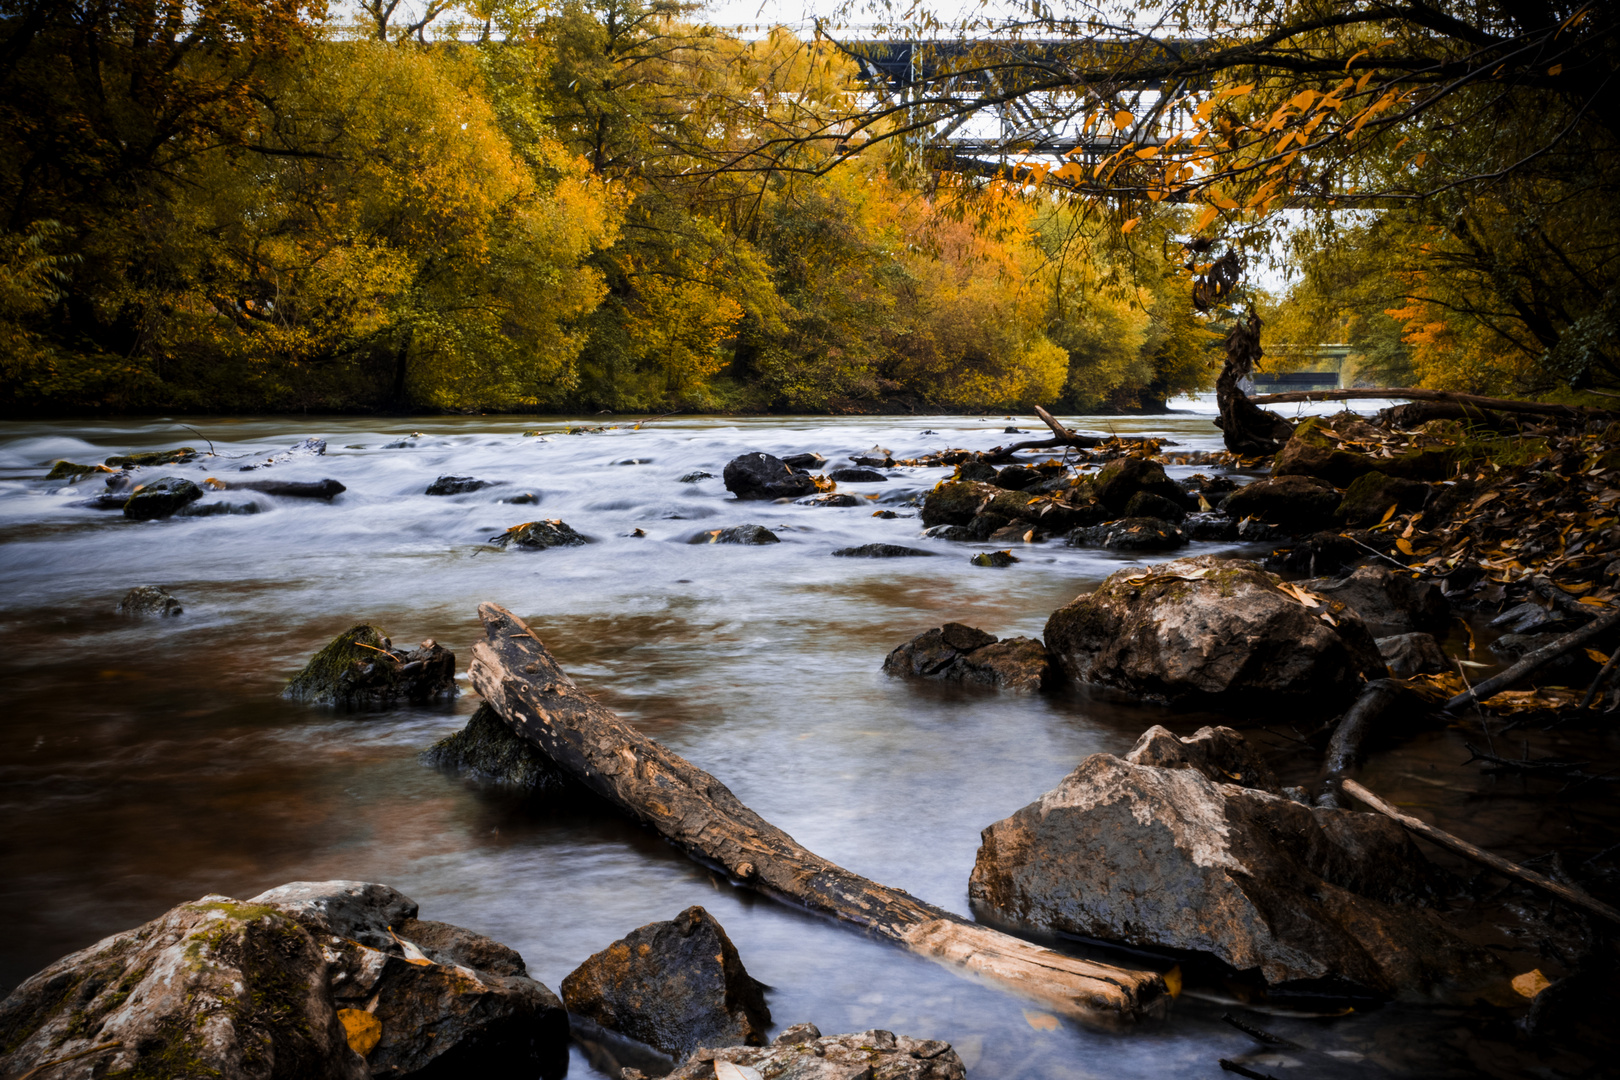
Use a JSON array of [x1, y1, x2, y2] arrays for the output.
[[1121, 217, 1140, 234], [1585, 649, 1610, 664], [1379, 503, 1399, 524], [1579, 596, 1611, 607], [1396, 538, 1416, 556], [1193, 204, 1220, 232], [1023, 1009, 1060, 1031], [1163, 965, 1183, 998], [1134, 145, 1160, 159], [338, 1009, 382, 1057], [1113, 110, 1134, 129], [1512, 969, 1552, 999], [1412, 152, 1428, 168], [1548, 64, 1563, 76]]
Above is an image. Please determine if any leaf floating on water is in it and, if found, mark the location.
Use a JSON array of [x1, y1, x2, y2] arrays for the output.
[[714, 1062, 765, 1080], [338, 1008, 382, 1056], [1023, 1009, 1060, 1031], [1512, 969, 1552, 999]]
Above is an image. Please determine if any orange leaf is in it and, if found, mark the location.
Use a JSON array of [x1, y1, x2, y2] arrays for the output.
[[1114, 110, 1134, 129], [1193, 204, 1220, 232], [1379, 503, 1399, 524], [1121, 217, 1140, 233], [1584, 649, 1610, 665], [1548, 64, 1563, 76], [1396, 538, 1416, 556], [338, 1009, 382, 1057]]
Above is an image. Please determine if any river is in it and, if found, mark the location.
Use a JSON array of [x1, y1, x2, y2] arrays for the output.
[[0, 399, 1597, 1078]]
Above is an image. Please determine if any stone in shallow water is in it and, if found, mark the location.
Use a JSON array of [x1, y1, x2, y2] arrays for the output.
[[723, 452, 819, 500], [827, 466, 887, 482], [122, 475, 203, 519], [420, 703, 579, 797], [426, 474, 496, 495], [832, 543, 934, 558], [691, 524, 779, 545], [117, 584, 183, 616], [492, 519, 587, 549], [653, 1025, 966, 1080], [284, 624, 456, 708], [882, 623, 1052, 693]]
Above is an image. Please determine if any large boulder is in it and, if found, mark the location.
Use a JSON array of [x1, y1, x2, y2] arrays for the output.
[[919, 479, 994, 527], [561, 906, 770, 1062], [1336, 470, 1430, 525], [0, 882, 568, 1080], [1301, 565, 1451, 637], [723, 452, 819, 501], [123, 476, 204, 520], [1044, 556, 1385, 710], [968, 726, 1494, 995], [284, 625, 457, 708], [882, 623, 1052, 694], [653, 1024, 965, 1080], [1221, 474, 1341, 532], [1091, 456, 1187, 513]]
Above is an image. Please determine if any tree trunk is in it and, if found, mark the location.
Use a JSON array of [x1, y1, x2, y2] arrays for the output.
[[466, 603, 1168, 1024], [1214, 308, 1295, 456]]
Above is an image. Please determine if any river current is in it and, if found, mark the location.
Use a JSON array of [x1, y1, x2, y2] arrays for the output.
[[0, 399, 1591, 1078]]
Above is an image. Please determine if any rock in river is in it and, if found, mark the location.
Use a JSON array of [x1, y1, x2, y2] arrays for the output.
[[1301, 564, 1451, 637], [561, 905, 770, 1062], [420, 703, 578, 797], [285, 624, 457, 708], [826, 466, 887, 483], [968, 726, 1493, 995], [123, 475, 203, 519], [1043, 555, 1385, 710], [832, 543, 935, 558], [230, 478, 346, 500], [1091, 456, 1188, 514], [118, 584, 183, 616], [491, 519, 588, 549], [883, 623, 1052, 693], [693, 524, 780, 545], [1065, 516, 1187, 552], [425, 475, 496, 495], [654, 1024, 965, 1080], [723, 452, 820, 500], [0, 880, 569, 1080], [1221, 474, 1342, 532]]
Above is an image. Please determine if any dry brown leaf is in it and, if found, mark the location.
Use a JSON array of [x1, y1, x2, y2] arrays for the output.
[[1584, 648, 1610, 665], [715, 1062, 765, 1080]]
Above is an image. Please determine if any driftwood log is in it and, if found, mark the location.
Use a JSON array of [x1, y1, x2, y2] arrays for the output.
[[466, 603, 1167, 1023], [980, 407, 1161, 461], [1247, 386, 1617, 420], [1341, 779, 1620, 926]]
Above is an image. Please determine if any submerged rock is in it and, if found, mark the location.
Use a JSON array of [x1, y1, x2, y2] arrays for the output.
[[827, 466, 887, 483], [657, 1025, 965, 1080], [230, 478, 346, 500], [46, 460, 106, 480], [420, 704, 577, 796], [677, 471, 713, 483], [800, 492, 860, 507], [492, 519, 587, 549], [832, 543, 935, 558], [284, 625, 456, 708], [1044, 555, 1385, 710], [240, 436, 326, 471], [694, 524, 780, 545], [118, 584, 183, 616], [104, 446, 196, 468], [177, 500, 260, 517], [426, 475, 496, 496], [969, 726, 1493, 994], [883, 623, 1052, 693], [723, 452, 819, 500], [561, 906, 770, 1062], [123, 476, 203, 520]]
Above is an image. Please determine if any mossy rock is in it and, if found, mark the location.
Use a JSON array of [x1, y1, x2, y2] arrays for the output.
[[493, 519, 587, 549], [285, 625, 455, 709], [1091, 457, 1184, 513], [46, 461, 103, 480], [420, 704, 578, 796], [920, 480, 993, 527], [970, 550, 1019, 567], [103, 447, 196, 468], [122, 477, 203, 520], [1336, 470, 1431, 525]]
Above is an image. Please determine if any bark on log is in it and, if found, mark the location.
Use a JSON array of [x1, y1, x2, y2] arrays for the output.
[[466, 603, 1167, 1023], [1444, 607, 1620, 713], [1341, 779, 1620, 926], [1247, 386, 1617, 420]]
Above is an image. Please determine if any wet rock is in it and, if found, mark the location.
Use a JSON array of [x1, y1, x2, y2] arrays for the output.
[[177, 500, 260, 517], [827, 466, 887, 483], [987, 521, 1046, 544], [832, 543, 935, 558], [1236, 516, 1284, 542], [0, 894, 366, 1080], [965, 511, 1008, 540], [849, 446, 895, 467], [118, 584, 183, 616], [420, 704, 579, 797], [952, 461, 997, 482], [284, 625, 457, 708], [1336, 470, 1430, 525], [1222, 474, 1342, 532], [1044, 556, 1385, 710], [1272, 416, 1384, 486], [969, 726, 1492, 994], [1264, 531, 1365, 577], [1123, 490, 1187, 522], [1183, 512, 1239, 541], [1091, 456, 1187, 513], [1303, 565, 1451, 637], [240, 437, 326, 471], [882, 623, 1052, 693], [723, 452, 820, 501], [104, 446, 196, 468], [872, 509, 900, 519], [970, 550, 1018, 567], [800, 492, 860, 507], [426, 475, 496, 496], [677, 471, 713, 483], [253, 881, 569, 1080], [46, 460, 105, 480], [659, 1025, 965, 1080], [993, 464, 1041, 490], [492, 519, 588, 549], [74, 492, 131, 511], [123, 476, 203, 520], [1378, 632, 1450, 677], [501, 492, 540, 505], [696, 524, 780, 545], [105, 471, 136, 492], [1490, 600, 1576, 636], [780, 453, 825, 469], [919, 480, 994, 527], [1066, 516, 1187, 552], [561, 906, 769, 1062], [230, 478, 346, 500], [922, 524, 975, 542]]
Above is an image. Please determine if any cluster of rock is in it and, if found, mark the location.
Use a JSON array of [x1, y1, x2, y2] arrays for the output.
[[51, 439, 347, 519], [882, 622, 1052, 693]]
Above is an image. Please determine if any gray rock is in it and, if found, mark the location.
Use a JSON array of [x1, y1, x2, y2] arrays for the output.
[[969, 550, 1019, 567], [284, 625, 457, 708], [250, 880, 420, 951], [426, 475, 495, 496], [492, 519, 587, 549], [832, 544, 935, 558], [1378, 632, 1450, 677], [1066, 516, 1187, 551], [1123, 490, 1188, 522], [1044, 555, 1385, 710], [1304, 565, 1452, 637], [969, 726, 1494, 994], [123, 476, 203, 520], [883, 623, 1052, 693], [827, 466, 887, 482], [723, 452, 820, 500], [659, 1025, 965, 1080], [118, 584, 183, 616], [561, 906, 769, 1061]]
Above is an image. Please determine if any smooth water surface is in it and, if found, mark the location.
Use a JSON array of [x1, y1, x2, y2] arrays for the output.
[[0, 399, 1600, 1078]]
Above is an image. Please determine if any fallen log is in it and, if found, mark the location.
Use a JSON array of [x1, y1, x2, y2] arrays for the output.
[[1341, 779, 1620, 927], [1323, 678, 1409, 777], [1444, 607, 1620, 713], [466, 603, 1167, 1024], [1247, 386, 1616, 420]]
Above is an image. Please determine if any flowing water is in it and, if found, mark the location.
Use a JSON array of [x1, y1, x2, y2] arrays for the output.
[[0, 400, 1612, 1078]]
